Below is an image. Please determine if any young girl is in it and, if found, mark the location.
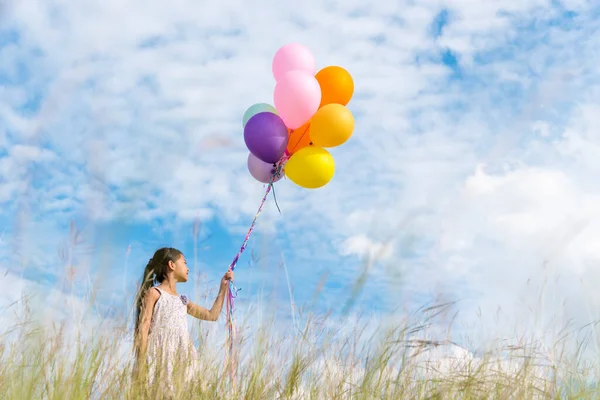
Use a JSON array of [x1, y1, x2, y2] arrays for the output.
[[134, 247, 233, 390]]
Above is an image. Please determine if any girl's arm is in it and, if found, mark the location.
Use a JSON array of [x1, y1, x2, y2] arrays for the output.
[[137, 288, 160, 359], [187, 271, 233, 321]]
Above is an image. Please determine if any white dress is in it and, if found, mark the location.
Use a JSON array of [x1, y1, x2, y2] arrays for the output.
[[146, 287, 199, 390]]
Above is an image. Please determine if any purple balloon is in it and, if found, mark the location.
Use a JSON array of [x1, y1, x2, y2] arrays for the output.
[[244, 112, 289, 164], [247, 153, 283, 184]]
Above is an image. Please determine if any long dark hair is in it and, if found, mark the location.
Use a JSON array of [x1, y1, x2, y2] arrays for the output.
[[134, 247, 183, 343]]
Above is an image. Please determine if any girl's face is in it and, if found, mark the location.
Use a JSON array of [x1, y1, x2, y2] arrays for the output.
[[170, 254, 189, 283]]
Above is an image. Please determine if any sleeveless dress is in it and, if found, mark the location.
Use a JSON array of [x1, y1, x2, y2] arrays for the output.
[[146, 287, 199, 389]]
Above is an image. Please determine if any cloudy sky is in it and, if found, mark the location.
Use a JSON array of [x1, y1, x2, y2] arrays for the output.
[[1, 0, 600, 353]]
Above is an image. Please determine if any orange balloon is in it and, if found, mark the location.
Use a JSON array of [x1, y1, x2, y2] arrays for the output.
[[287, 122, 312, 155], [310, 104, 354, 148], [315, 66, 354, 107]]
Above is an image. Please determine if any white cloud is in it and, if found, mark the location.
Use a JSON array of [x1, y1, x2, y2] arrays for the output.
[[340, 234, 394, 261], [0, 267, 113, 337], [1, 0, 600, 354]]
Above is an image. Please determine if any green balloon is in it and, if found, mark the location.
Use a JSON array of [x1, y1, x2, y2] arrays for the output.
[[242, 103, 278, 127]]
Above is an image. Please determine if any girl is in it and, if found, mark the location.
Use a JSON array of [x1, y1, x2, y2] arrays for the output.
[[134, 247, 233, 390]]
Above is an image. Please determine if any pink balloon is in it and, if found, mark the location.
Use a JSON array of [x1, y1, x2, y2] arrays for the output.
[[274, 71, 321, 129], [272, 43, 317, 82]]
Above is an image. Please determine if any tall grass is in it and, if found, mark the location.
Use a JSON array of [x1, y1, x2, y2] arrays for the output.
[[1, 289, 599, 399], [0, 223, 598, 398]]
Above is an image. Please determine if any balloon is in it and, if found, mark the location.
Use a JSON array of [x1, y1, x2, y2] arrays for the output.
[[244, 112, 289, 164], [284, 146, 335, 189], [287, 122, 312, 155], [315, 66, 354, 107], [309, 104, 354, 148], [272, 43, 317, 82], [242, 103, 277, 128], [247, 153, 283, 184], [274, 71, 321, 129]]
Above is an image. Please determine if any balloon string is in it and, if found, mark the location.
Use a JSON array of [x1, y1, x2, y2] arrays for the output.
[[225, 160, 285, 384], [271, 182, 282, 214], [289, 124, 311, 154]]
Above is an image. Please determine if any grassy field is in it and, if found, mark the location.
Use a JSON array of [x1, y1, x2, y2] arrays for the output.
[[2, 290, 599, 400]]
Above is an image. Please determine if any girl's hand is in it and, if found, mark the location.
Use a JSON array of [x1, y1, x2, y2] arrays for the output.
[[221, 270, 234, 287]]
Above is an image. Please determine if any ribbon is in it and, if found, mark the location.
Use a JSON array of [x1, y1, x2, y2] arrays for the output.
[[225, 160, 285, 384]]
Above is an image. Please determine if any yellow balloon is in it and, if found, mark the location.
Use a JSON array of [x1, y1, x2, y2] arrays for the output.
[[284, 146, 335, 189], [310, 103, 354, 148]]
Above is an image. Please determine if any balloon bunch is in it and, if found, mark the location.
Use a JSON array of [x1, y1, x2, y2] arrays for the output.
[[225, 44, 355, 384], [243, 42, 355, 189]]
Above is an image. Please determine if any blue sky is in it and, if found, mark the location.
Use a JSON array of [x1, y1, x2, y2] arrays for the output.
[[2, 0, 600, 357]]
